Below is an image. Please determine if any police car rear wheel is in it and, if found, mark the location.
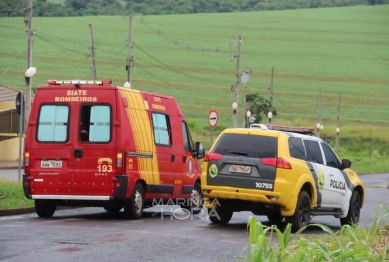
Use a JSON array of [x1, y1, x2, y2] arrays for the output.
[[180, 182, 203, 215], [35, 200, 56, 218], [340, 191, 360, 226], [124, 183, 144, 219], [286, 190, 310, 231], [208, 206, 233, 225], [267, 213, 284, 223]]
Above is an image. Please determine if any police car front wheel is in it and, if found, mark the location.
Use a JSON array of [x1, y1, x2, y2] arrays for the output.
[[340, 190, 361, 226]]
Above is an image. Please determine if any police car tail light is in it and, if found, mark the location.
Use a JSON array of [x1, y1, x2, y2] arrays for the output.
[[261, 158, 277, 167], [277, 158, 292, 169], [266, 195, 279, 201], [24, 152, 30, 167], [204, 152, 223, 162], [117, 153, 123, 172], [261, 158, 291, 169]]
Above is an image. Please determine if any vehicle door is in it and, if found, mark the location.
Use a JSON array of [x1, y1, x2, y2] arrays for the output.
[[31, 103, 72, 195], [320, 142, 348, 208], [72, 89, 117, 196], [146, 95, 175, 196], [180, 121, 200, 194], [303, 139, 333, 208]]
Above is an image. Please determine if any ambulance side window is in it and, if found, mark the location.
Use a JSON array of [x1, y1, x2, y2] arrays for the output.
[[37, 105, 69, 142], [182, 122, 194, 152], [152, 113, 171, 146], [80, 105, 111, 143]]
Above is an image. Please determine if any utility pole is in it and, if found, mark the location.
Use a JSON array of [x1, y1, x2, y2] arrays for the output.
[[89, 24, 97, 80], [316, 87, 322, 137], [25, 0, 33, 133], [232, 35, 242, 128], [241, 72, 249, 128], [335, 95, 341, 153], [126, 12, 133, 86], [268, 67, 274, 127]]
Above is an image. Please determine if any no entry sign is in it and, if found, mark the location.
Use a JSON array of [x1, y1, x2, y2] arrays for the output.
[[208, 109, 218, 128]]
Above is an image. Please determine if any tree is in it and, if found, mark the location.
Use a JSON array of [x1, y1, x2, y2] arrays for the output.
[[0, 0, 25, 17], [246, 94, 278, 124]]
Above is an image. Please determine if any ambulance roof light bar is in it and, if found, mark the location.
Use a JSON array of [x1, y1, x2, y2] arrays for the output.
[[47, 80, 112, 85]]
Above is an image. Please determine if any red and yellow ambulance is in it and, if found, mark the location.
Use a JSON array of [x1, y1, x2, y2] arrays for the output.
[[23, 80, 205, 219]]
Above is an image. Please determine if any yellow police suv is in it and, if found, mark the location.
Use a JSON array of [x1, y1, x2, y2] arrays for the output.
[[201, 124, 364, 231]]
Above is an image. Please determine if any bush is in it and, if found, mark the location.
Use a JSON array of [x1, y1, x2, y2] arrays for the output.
[[244, 203, 389, 261]]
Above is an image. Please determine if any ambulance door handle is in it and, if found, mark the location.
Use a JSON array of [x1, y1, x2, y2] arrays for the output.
[[171, 154, 175, 162], [74, 149, 83, 158], [183, 155, 187, 163]]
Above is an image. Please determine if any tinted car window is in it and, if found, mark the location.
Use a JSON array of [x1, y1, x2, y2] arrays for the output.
[[304, 140, 323, 164], [212, 133, 277, 158], [321, 143, 340, 168], [289, 137, 306, 160]]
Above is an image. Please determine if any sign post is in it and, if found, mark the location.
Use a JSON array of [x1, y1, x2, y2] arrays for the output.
[[208, 109, 218, 145], [16, 92, 24, 182]]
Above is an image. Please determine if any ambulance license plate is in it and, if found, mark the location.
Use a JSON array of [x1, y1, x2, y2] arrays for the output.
[[41, 160, 62, 168], [229, 165, 251, 174]]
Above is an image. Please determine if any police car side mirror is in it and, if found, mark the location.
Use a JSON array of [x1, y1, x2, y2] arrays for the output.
[[341, 159, 351, 170], [195, 142, 205, 159]]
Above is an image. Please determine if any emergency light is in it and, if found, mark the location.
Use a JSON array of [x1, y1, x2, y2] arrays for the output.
[[47, 80, 112, 85]]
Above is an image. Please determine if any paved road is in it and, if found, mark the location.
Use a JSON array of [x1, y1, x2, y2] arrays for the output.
[[1, 169, 388, 228], [0, 169, 22, 181], [0, 172, 388, 261]]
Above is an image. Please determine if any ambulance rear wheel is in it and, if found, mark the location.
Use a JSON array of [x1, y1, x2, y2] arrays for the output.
[[124, 183, 144, 219], [180, 182, 203, 215], [35, 200, 56, 218], [103, 206, 123, 213]]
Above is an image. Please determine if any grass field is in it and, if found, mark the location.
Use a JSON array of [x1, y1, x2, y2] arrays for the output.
[[0, 5, 388, 128]]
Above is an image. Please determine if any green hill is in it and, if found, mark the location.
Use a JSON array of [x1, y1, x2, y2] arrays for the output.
[[0, 5, 388, 129]]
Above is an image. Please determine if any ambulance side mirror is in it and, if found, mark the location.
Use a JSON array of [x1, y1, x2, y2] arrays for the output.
[[195, 142, 205, 159]]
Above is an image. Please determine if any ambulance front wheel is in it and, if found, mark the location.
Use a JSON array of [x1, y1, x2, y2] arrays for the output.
[[180, 182, 203, 215], [124, 183, 144, 219], [35, 200, 56, 218]]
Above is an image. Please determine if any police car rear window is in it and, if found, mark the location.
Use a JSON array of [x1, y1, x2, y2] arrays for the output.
[[212, 133, 277, 158]]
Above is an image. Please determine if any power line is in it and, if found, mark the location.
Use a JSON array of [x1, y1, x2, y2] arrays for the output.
[[95, 45, 128, 57], [133, 42, 226, 85], [34, 34, 87, 55], [136, 63, 172, 87]]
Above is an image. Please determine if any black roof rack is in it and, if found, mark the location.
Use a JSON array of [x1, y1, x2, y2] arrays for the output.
[[250, 124, 315, 136], [264, 124, 316, 136]]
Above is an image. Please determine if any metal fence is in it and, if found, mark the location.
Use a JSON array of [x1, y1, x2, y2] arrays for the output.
[[0, 109, 21, 142]]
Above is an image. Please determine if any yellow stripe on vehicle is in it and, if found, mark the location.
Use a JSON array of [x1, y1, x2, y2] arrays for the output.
[[119, 88, 160, 184]]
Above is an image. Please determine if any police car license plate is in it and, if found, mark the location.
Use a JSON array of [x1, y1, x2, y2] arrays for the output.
[[229, 165, 251, 174], [41, 160, 62, 168]]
